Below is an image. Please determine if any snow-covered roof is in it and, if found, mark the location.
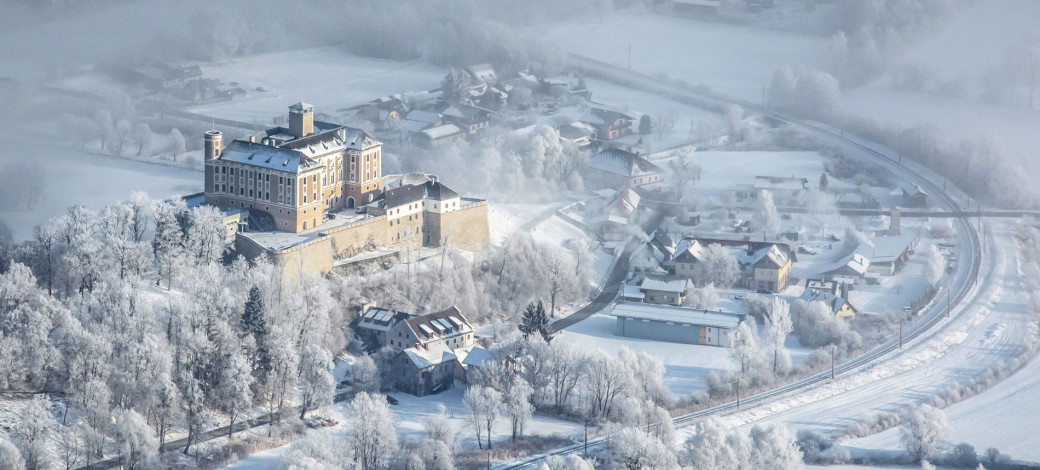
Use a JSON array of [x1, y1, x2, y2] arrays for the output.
[[639, 275, 691, 293], [588, 148, 663, 178], [610, 302, 743, 329], [402, 342, 457, 369], [219, 140, 306, 173], [861, 234, 916, 264], [421, 123, 464, 140], [466, 63, 497, 84], [674, 239, 705, 262], [406, 110, 442, 124], [744, 244, 790, 269], [622, 283, 646, 299], [459, 347, 499, 368], [558, 121, 596, 140], [359, 307, 412, 331], [754, 176, 808, 192], [824, 252, 870, 276], [580, 108, 633, 126], [289, 101, 313, 111], [902, 184, 927, 197]]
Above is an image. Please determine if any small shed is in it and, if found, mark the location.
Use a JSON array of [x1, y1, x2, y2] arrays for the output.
[[610, 302, 744, 347]]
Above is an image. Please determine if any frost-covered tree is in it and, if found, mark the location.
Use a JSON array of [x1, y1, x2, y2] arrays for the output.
[[603, 427, 678, 470], [346, 392, 399, 470], [749, 424, 802, 469], [684, 283, 718, 310], [423, 403, 456, 451], [639, 114, 652, 135], [504, 376, 534, 440], [583, 351, 632, 419], [151, 198, 186, 289], [185, 205, 228, 264], [693, 244, 740, 288], [680, 418, 745, 470], [765, 298, 793, 374], [543, 454, 595, 470], [0, 438, 24, 470], [169, 128, 186, 159], [217, 350, 253, 438], [113, 409, 158, 470], [352, 354, 381, 394], [464, 385, 501, 449], [298, 345, 335, 419], [729, 320, 760, 376], [900, 404, 948, 462], [11, 395, 52, 470]]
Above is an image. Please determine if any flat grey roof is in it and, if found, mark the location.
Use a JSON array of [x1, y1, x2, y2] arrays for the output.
[[610, 302, 743, 329]]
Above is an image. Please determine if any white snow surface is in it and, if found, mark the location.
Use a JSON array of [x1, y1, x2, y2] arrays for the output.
[[220, 387, 581, 469], [0, 130, 202, 242]]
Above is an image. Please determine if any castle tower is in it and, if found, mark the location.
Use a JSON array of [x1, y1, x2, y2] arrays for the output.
[[289, 101, 314, 138], [204, 130, 222, 160]]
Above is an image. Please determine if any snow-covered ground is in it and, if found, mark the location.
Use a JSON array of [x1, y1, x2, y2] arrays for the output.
[[694, 150, 828, 198], [186, 46, 445, 124], [0, 130, 202, 242], [221, 387, 582, 470], [541, 12, 829, 102]]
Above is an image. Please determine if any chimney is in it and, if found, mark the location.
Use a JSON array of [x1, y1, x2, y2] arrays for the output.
[[415, 343, 420, 350], [204, 130, 222, 160], [288, 101, 314, 138], [424, 344, 429, 350]]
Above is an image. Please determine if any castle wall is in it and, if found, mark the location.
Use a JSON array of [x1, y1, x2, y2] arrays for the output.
[[236, 233, 335, 279], [427, 200, 490, 251]]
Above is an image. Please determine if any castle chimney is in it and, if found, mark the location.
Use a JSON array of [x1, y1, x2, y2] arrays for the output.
[[204, 130, 222, 160], [288, 101, 314, 138], [424, 344, 429, 350]]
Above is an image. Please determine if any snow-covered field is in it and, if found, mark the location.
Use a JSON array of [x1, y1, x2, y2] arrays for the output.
[[0, 130, 202, 242], [694, 150, 828, 197], [221, 387, 582, 470], [186, 46, 445, 124], [542, 12, 829, 102]]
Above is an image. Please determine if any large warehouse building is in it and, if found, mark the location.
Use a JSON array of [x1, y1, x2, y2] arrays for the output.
[[610, 302, 745, 347]]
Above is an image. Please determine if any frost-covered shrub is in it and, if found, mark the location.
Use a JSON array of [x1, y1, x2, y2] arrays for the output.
[[950, 442, 978, 467]]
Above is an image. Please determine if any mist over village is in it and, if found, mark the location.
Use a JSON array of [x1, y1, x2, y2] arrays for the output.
[[1, 1, 1039, 469]]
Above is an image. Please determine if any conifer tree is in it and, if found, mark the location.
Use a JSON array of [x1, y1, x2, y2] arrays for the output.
[[241, 286, 271, 375], [519, 301, 552, 343]]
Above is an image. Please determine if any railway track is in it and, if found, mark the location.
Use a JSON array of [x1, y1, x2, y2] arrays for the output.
[[495, 54, 983, 469]]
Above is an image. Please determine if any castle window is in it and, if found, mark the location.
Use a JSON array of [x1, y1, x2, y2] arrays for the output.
[[229, 168, 235, 176], [240, 188, 244, 196]]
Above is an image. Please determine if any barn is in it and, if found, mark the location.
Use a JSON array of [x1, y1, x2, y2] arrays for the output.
[[610, 302, 744, 347]]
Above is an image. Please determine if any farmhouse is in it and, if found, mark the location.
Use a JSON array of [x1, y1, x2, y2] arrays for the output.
[[746, 244, 793, 293], [584, 147, 664, 189], [800, 280, 857, 318], [819, 252, 870, 283], [579, 108, 634, 141], [391, 343, 457, 397], [901, 184, 929, 208], [588, 186, 642, 240], [610, 302, 744, 347], [621, 273, 693, 306], [356, 305, 413, 350], [862, 233, 917, 275]]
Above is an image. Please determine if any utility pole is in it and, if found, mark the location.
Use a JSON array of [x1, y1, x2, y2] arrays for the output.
[[899, 315, 903, 349], [584, 420, 589, 457], [947, 284, 952, 318], [830, 346, 835, 379], [736, 377, 741, 411], [628, 43, 632, 71]]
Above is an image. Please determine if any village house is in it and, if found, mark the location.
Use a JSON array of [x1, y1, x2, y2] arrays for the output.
[[414, 123, 466, 148], [587, 186, 642, 240], [453, 347, 518, 384], [901, 184, 929, 208], [621, 273, 693, 306], [862, 233, 918, 275], [385, 307, 476, 396], [358, 96, 407, 131], [355, 305, 414, 350], [403, 110, 443, 134], [440, 104, 492, 135], [441, 64, 509, 109], [584, 147, 664, 189], [673, 237, 797, 292], [610, 302, 744, 347], [819, 252, 870, 284], [800, 280, 858, 319], [391, 343, 458, 397], [747, 244, 793, 293], [579, 108, 634, 141], [558, 121, 597, 148]]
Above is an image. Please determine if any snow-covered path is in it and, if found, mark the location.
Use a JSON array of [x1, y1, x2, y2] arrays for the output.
[[702, 220, 1029, 443]]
